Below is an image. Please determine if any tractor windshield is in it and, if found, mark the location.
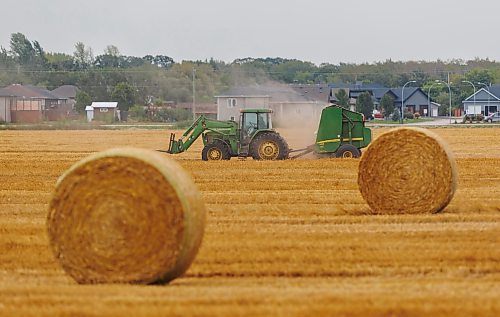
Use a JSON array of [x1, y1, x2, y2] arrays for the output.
[[257, 112, 269, 129], [243, 113, 258, 136]]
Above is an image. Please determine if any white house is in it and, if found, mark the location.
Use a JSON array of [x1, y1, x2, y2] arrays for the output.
[[462, 86, 500, 115]]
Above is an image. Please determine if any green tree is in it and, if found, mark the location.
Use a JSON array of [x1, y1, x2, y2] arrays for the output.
[[104, 45, 120, 57], [73, 42, 94, 69], [46, 52, 74, 71], [0, 47, 14, 66], [32, 41, 48, 68], [8, 33, 47, 71], [151, 55, 174, 69], [94, 54, 121, 68], [10, 33, 34, 65], [464, 69, 493, 86], [112, 82, 136, 111], [379, 94, 395, 118], [356, 92, 374, 118], [335, 89, 349, 109], [75, 91, 92, 114]]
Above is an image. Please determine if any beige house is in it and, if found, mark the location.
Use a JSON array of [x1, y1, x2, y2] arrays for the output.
[[215, 83, 328, 124], [215, 93, 271, 121], [270, 101, 325, 124]]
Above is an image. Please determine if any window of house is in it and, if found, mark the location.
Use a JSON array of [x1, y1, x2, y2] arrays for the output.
[[100, 108, 109, 112], [227, 98, 237, 108]]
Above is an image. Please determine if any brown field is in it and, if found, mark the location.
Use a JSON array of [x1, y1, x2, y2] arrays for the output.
[[0, 127, 499, 317]]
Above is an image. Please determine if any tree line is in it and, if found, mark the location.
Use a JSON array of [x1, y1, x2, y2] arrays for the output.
[[1, 32, 499, 116]]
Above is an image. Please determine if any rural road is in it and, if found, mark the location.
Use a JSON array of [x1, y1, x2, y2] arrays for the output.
[[368, 117, 464, 127]]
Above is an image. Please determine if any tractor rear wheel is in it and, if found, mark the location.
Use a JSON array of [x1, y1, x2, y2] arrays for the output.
[[250, 132, 289, 160], [335, 144, 361, 158], [202, 141, 231, 161]]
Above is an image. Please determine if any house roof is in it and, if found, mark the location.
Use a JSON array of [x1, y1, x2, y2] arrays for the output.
[[216, 86, 270, 97], [0, 88, 14, 97], [464, 85, 500, 102], [329, 84, 427, 104], [91, 102, 118, 108], [329, 84, 395, 103], [289, 84, 330, 102], [390, 87, 421, 102], [328, 82, 386, 90], [52, 85, 79, 99], [487, 85, 500, 98], [217, 83, 324, 103], [1, 84, 62, 99], [372, 88, 394, 100], [85, 106, 93, 111]]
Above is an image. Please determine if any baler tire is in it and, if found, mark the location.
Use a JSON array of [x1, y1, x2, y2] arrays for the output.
[[335, 144, 361, 158], [202, 141, 231, 161], [250, 132, 289, 160]]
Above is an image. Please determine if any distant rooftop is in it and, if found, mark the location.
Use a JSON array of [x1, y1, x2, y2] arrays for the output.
[[1, 84, 62, 99], [52, 85, 79, 99], [91, 102, 118, 108]]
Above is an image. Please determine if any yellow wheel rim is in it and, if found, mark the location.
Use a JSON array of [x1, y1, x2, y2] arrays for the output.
[[259, 141, 279, 160], [207, 148, 222, 160], [342, 151, 353, 158]]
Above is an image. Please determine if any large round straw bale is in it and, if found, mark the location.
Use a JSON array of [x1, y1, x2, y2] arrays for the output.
[[358, 127, 457, 214], [47, 148, 206, 284]]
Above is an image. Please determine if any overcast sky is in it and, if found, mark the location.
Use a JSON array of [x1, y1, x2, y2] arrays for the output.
[[1, 0, 498, 65]]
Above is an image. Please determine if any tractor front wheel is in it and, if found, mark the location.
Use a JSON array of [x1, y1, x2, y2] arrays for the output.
[[250, 132, 289, 160], [202, 141, 231, 161], [335, 144, 361, 158]]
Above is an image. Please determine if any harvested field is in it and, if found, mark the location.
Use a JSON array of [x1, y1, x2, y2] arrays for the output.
[[0, 127, 499, 316]]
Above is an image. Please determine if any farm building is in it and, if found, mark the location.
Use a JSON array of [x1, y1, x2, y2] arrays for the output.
[[462, 85, 500, 115], [88, 102, 118, 122]]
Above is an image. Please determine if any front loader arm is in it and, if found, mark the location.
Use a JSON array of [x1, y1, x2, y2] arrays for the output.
[[167, 116, 206, 154], [166, 116, 235, 154]]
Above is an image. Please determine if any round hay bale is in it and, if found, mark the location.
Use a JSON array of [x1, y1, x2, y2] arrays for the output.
[[47, 148, 206, 284], [358, 127, 458, 214]]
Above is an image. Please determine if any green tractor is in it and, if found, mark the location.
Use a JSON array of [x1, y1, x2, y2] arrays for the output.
[[166, 109, 289, 160], [164, 105, 372, 160]]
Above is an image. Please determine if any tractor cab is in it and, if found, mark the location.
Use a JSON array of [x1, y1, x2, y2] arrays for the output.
[[239, 108, 273, 143]]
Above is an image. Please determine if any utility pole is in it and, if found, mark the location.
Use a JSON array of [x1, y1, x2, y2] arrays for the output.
[[192, 67, 196, 120]]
